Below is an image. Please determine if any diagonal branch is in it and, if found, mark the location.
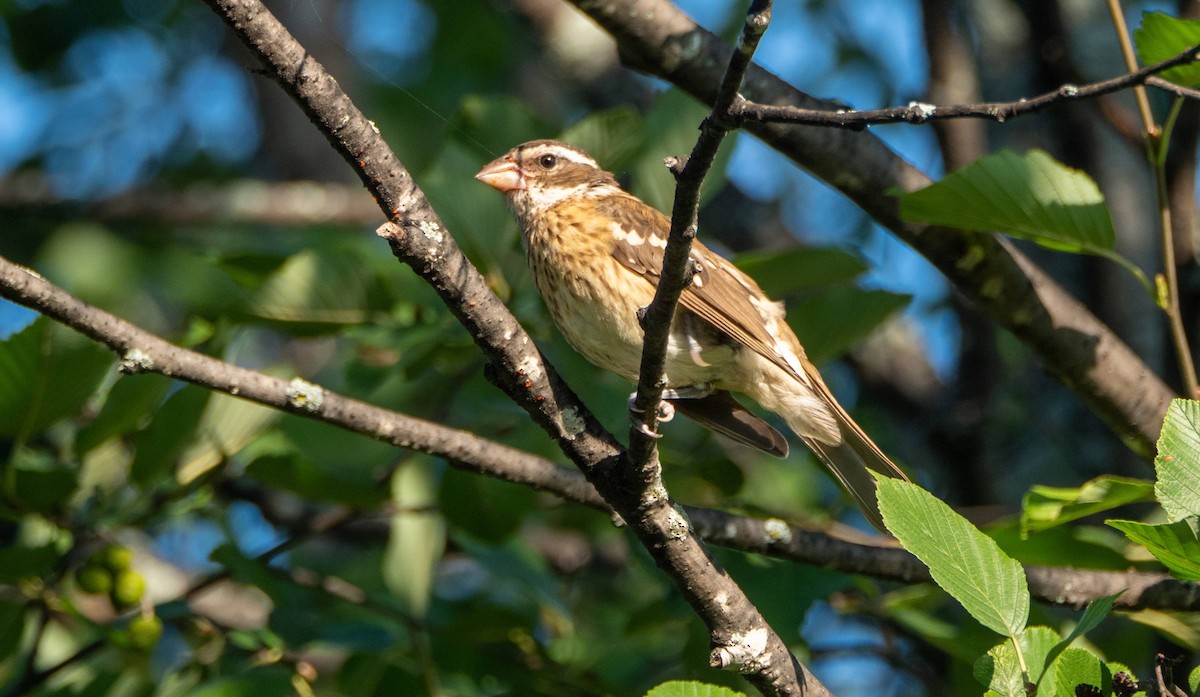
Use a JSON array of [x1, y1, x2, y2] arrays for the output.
[[569, 0, 1176, 458], [731, 42, 1200, 129], [628, 0, 771, 482], [198, 0, 821, 693]]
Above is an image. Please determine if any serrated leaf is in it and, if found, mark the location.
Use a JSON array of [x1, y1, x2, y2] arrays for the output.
[[1042, 593, 1121, 675], [0, 319, 112, 440], [733, 247, 868, 297], [788, 287, 911, 364], [1135, 12, 1200, 88], [897, 150, 1142, 282], [877, 478, 1029, 637], [383, 459, 446, 618], [643, 680, 749, 697], [1050, 648, 1110, 697], [974, 627, 1060, 695], [1021, 475, 1155, 536], [1155, 399, 1200, 521], [1108, 518, 1200, 580]]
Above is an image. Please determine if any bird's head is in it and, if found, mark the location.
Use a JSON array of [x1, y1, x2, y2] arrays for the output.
[[476, 140, 619, 219]]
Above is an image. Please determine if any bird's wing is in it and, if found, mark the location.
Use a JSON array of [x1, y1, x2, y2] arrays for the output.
[[597, 194, 811, 385]]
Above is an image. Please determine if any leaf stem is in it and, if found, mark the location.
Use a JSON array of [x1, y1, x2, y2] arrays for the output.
[[1106, 0, 1198, 397]]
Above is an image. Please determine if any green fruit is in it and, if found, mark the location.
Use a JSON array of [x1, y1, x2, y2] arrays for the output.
[[97, 545, 133, 572], [75, 564, 113, 595], [110, 569, 146, 609], [127, 614, 163, 651]]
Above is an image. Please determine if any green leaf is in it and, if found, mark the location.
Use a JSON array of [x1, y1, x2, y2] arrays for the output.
[[129, 384, 209, 486], [439, 467, 534, 542], [560, 107, 645, 172], [733, 247, 868, 297], [182, 670, 295, 697], [0, 318, 112, 440], [897, 150, 1143, 284], [788, 287, 911, 364], [877, 478, 1029, 637], [1127, 608, 1200, 649], [383, 459, 446, 618], [1135, 12, 1200, 88], [76, 374, 172, 456], [1155, 399, 1200, 521], [1021, 475, 1155, 536], [644, 681, 749, 697], [1049, 648, 1111, 697], [1190, 663, 1200, 693], [1042, 593, 1120, 674], [632, 90, 733, 213], [175, 391, 280, 484], [249, 248, 383, 334], [973, 626, 1060, 695], [1107, 518, 1200, 580]]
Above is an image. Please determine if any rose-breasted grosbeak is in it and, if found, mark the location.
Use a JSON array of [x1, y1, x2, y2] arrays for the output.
[[476, 139, 908, 528]]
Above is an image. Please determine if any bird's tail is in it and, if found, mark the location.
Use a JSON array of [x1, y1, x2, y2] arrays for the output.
[[799, 416, 908, 532]]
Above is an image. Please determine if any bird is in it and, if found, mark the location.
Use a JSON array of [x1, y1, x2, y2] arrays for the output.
[[475, 139, 908, 530]]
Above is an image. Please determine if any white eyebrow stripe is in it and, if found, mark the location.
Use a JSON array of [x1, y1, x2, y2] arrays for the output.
[[527, 145, 597, 168]]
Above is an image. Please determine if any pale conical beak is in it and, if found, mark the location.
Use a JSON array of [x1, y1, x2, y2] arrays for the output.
[[475, 157, 526, 193]]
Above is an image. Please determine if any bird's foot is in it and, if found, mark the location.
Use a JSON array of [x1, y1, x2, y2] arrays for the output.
[[626, 393, 678, 438], [660, 383, 714, 401]]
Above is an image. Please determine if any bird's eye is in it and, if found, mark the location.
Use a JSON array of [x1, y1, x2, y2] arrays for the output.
[[538, 153, 558, 169]]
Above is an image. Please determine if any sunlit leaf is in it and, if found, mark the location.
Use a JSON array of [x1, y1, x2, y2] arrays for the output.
[[1049, 648, 1111, 697], [1021, 475, 1155, 536], [878, 478, 1029, 637], [644, 680, 749, 697], [1135, 12, 1200, 88], [1107, 518, 1200, 581], [1042, 593, 1120, 674], [973, 626, 1059, 695], [734, 247, 868, 297], [1155, 399, 1200, 522], [383, 459, 446, 618]]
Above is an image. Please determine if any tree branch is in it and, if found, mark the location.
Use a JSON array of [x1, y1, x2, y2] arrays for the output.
[[2, 255, 1196, 617], [730, 42, 1200, 129], [569, 0, 1177, 458], [198, 0, 820, 693], [628, 0, 770, 489]]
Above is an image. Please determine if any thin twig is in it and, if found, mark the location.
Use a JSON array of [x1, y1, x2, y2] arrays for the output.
[[732, 42, 1200, 129]]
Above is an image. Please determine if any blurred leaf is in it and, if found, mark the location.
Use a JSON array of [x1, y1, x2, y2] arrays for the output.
[[76, 374, 172, 456], [129, 384, 209, 485], [973, 626, 1060, 695], [456, 94, 549, 156], [644, 681, 748, 697], [897, 150, 1142, 283], [0, 542, 58, 584], [0, 318, 112, 440], [0, 601, 24, 659], [560, 107, 645, 172], [210, 543, 283, 600], [10, 458, 76, 515], [338, 654, 425, 697], [788, 287, 911, 365], [988, 521, 1131, 569], [383, 459, 446, 618], [1107, 518, 1200, 580], [1126, 608, 1200, 649], [1155, 399, 1200, 522], [632, 90, 733, 213], [1135, 12, 1200, 88], [176, 391, 280, 484], [733, 247, 867, 297], [245, 451, 388, 509], [439, 467, 533, 542], [1049, 648, 1110, 697], [1020, 475, 1155, 536], [183, 670, 295, 697], [250, 248, 383, 334], [878, 478, 1029, 637]]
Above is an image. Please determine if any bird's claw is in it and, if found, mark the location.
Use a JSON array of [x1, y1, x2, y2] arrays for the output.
[[626, 394, 676, 438]]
